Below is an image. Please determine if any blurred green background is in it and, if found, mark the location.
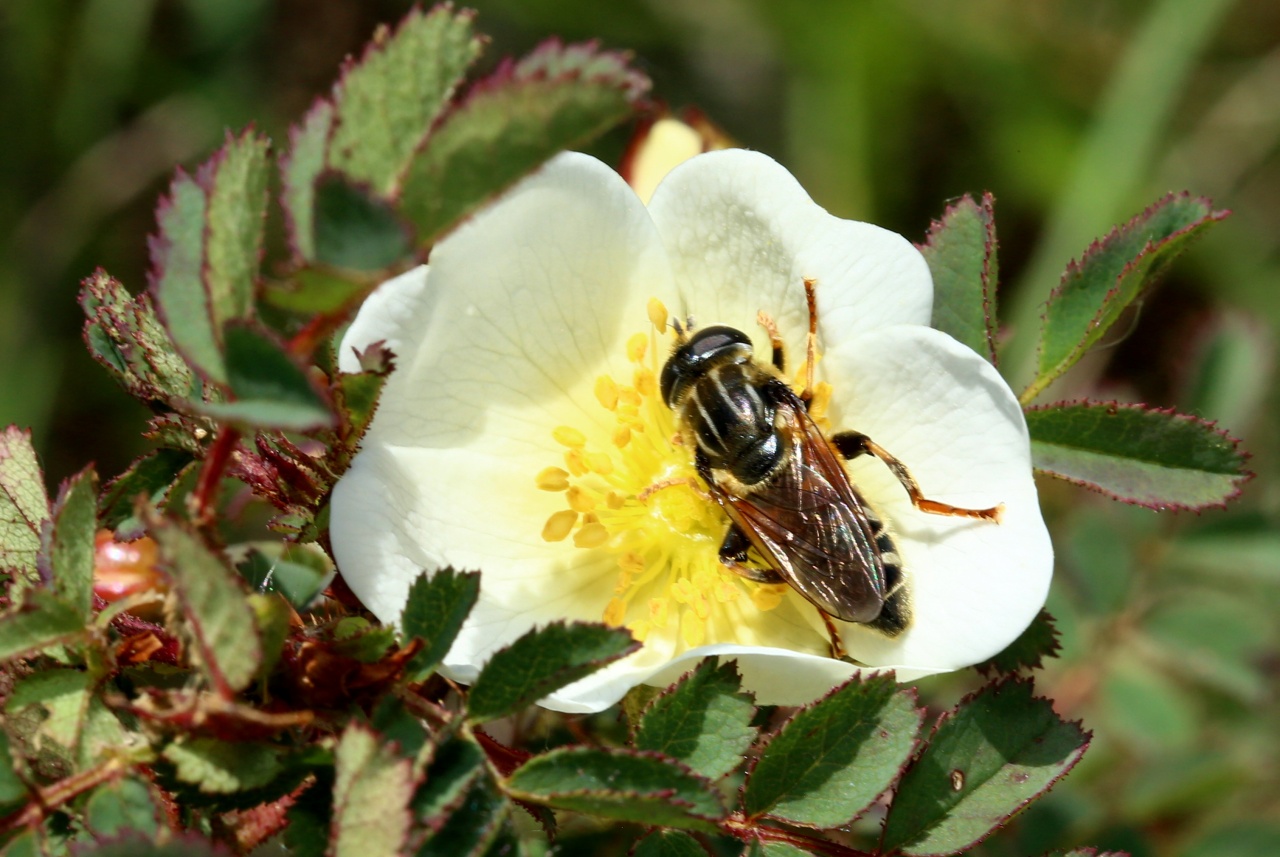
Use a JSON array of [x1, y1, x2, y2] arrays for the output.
[[0, 1, 1277, 855]]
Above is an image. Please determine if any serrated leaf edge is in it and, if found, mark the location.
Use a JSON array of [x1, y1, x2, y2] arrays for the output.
[[880, 675, 1092, 857], [919, 192, 1000, 366], [1026, 397, 1253, 511]]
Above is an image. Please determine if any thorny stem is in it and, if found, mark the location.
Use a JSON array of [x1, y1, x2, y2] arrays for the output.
[[721, 814, 876, 857], [0, 750, 153, 835], [189, 425, 241, 525]]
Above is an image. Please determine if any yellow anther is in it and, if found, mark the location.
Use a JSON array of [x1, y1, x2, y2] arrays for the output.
[[552, 425, 587, 448], [594, 375, 620, 411], [535, 466, 570, 492], [619, 553, 646, 575], [612, 426, 632, 448], [603, 598, 627, 626], [606, 491, 626, 510], [574, 522, 610, 549], [634, 367, 657, 398], [681, 619, 706, 647], [618, 388, 643, 409], [585, 452, 614, 476], [541, 510, 578, 542], [647, 297, 668, 332], [649, 598, 670, 628], [564, 449, 589, 477], [671, 579, 695, 604], [566, 486, 598, 514], [627, 333, 648, 363], [714, 579, 739, 603], [751, 584, 787, 612]]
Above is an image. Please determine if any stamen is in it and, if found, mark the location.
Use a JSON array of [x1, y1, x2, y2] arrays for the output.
[[536, 466, 570, 491], [594, 375, 620, 410], [553, 426, 587, 448], [647, 297, 668, 331], [542, 510, 578, 542], [574, 522, 610, 549], [626, 333, 648, 363]]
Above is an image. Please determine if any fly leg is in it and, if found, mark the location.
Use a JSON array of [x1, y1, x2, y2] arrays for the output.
[[831, 431, 1004, 522], [719, 524, 848, 659], [758, 277, 821, 403]]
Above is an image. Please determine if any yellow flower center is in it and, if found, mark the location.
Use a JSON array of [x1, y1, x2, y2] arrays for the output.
[[536, 298, 793, 648]]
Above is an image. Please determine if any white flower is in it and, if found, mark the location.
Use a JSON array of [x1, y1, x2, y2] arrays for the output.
[[330, 150, 1053, 714]]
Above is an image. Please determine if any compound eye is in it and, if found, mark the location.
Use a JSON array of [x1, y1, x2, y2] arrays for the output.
[[660, 325, 754, 407], [687, 326, 753, 358]]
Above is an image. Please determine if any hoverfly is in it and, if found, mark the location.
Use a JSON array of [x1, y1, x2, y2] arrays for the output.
[[659, 278, 1002, 658]]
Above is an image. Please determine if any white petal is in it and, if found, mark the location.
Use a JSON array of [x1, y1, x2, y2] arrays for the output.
[[645, 149, 932, 357], [820, 326, 1053, 676], [337, 265, 433, 373], [332, 153, 673, 644]]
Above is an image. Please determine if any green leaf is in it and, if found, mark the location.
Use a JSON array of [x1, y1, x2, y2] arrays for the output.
[[0, 426, 50, 590], [6, 668, 92, 754], [71, 832, 230, 857], [99, 449, 196, 538], [880, 678, 1090, 857], [1042, 851, 1129, 857], [150, 131, 269, 383], [311, 175, 414, 271], [417, 777, 512, 857], [743, 673, 922, 828], [505, 747, 725, 832], [162, 738, 282, 794], [1027, 193, 1227, 402], [192, 323, 335, 431], [80, 270, 198, 403], [237, 544, 333, 610], [1026, 399, 1250, 510], [332, 723, 416, 857], [262, 267, 370, 316], [48, 467, 98, 618], [922, 192, 999, 364], [399, 41, 649, 247], [148, 514, 262, 694], [0, 730, 30, 810], [635, 659, 756, 780], [400, 568, 480, 682], [332, 617, 397, 663], [0, 589, 88, 663], [465, 621, 638, 722], [746, 842, 815, 857], [633, 830, 711, 857], [336, 360, 392, 448], [84, 777, 161, 838], [282, 100, 333, 261], [204, 131, 269, 328], [975, 609, 1061, 676], [413, 734, 486, 822], [325, 6, 482, 197]]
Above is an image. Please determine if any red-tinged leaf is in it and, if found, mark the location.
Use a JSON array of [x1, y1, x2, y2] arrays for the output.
[[326, 6, 482, 196], [45, 466, 99, 621], [146, 512, 262, 695], [505, 746, 726, 833], [99, 449, 196, 539], [398, 39, 650, 247], [921, 192, 999, 364], [149, 131, 270, 384], [1026, 399, 1251, 510], [0, 589, 87, 663], [331, 723, 416, 857], [281, 98, 333, 262], [0, 426, 50, 591], [635, 659, 757, 780], [975, 609, 1062, 676], [80, 270, 199, 405], [1028, 193, 1228, 402], [880, 678, 1090, 857], [743, 673, 923, 828]]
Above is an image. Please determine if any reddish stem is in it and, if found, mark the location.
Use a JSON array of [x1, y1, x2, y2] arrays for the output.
[[721, 814, 876, 857], [190, 426, 241, 525], [0, 755, 133, 834]]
